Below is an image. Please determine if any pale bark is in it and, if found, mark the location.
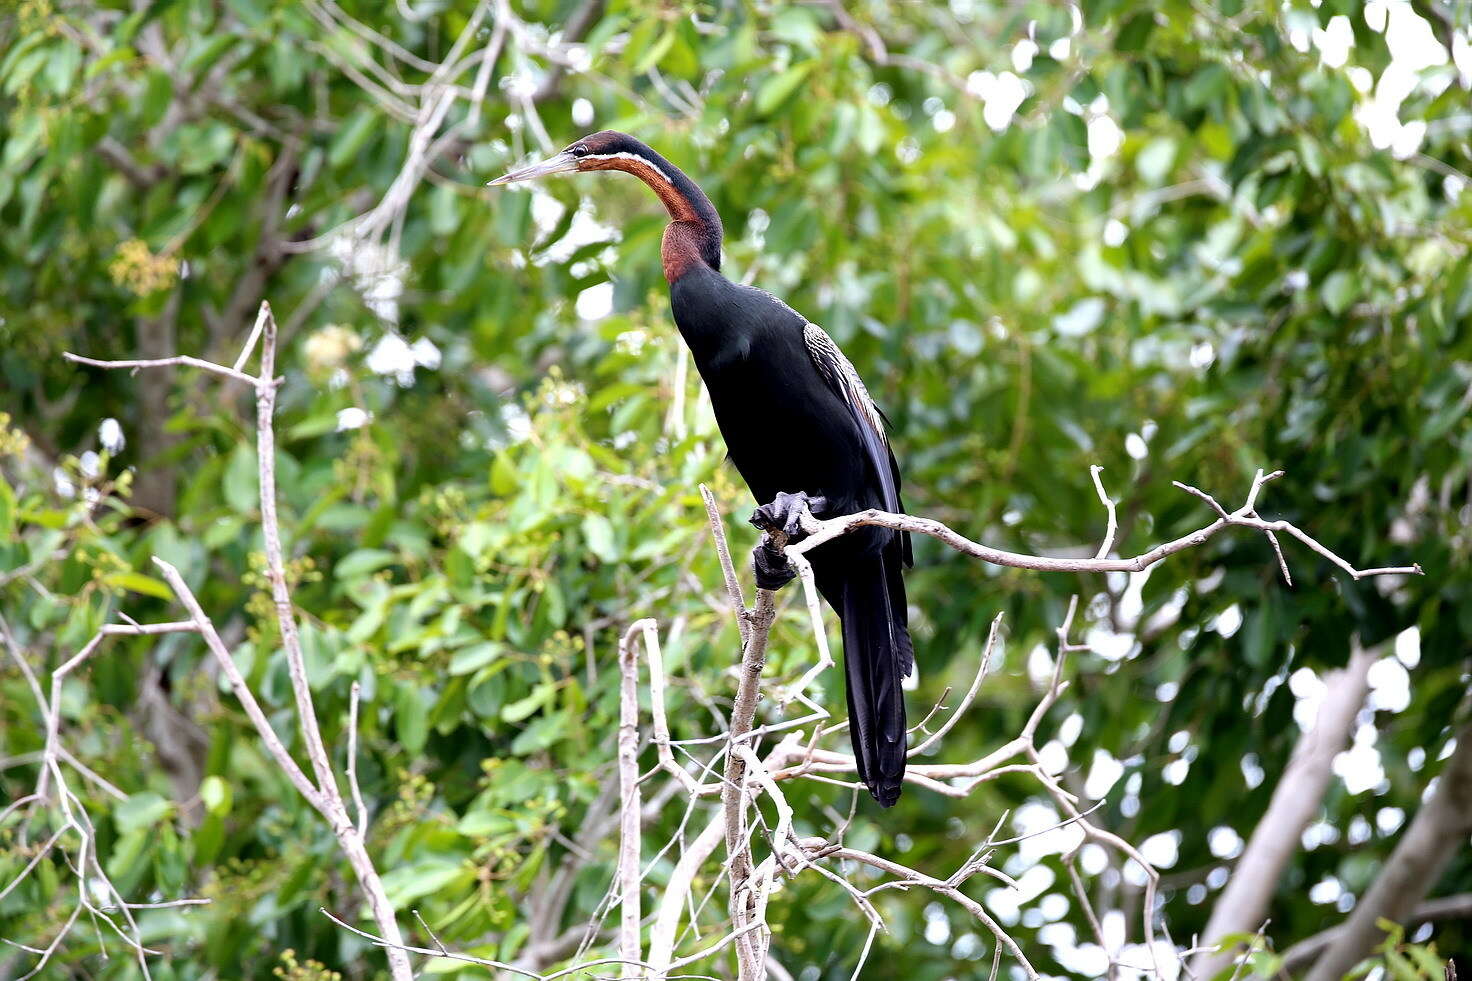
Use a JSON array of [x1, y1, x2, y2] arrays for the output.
[[1282, 892, 1472, 970], [723, 588, 778, 981], [1192, 644, 1375, 977], [69, 303, 414, 981], [1306, 724, 1472, 981], [617, 624, 644, 978]]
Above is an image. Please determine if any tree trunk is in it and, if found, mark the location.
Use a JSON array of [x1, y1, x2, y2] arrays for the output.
[[1305, 723, 1472, 981], [1192, 644, 1375, 977]]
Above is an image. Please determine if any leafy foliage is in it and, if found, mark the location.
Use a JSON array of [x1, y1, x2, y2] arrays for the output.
[[2, 0, 1470, 978]]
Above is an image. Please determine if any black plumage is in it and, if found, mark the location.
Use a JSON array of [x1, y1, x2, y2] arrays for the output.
[[492, 131, 915, 805]]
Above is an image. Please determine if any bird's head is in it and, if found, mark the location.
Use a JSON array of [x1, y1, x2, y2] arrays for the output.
[[488, 130, 722, 278], [488, 130, 677, 187]]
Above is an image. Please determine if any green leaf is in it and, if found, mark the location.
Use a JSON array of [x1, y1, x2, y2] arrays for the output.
[[223, 444, 258, 514], [102, 571, 175, 600], [0, 473, 14, 538], [510, 710, 566, 754], [4, 48, 48, 97], [631, 26, 675, 75], [756, 62, 814, 116], [1114, 12, 1156, 52], [200, 775, 231, 815], [467, 666, 506, 719], [1135, 137, 1176, 184], [1405, 946, 1446, 976], [450, 642, 502, 676], [1385, 951, 1424, 981], [183, 35, 236, 76], [1322, 270, 1358, 315], [336, 548, 397, 581], [42, 42, 82, 96], [227, 0, 272, 28], [395, 683, 429, 754], [114, 792, 173, 834], [499, 921, 530, 962], [457, 809, 515, 836], [106, 829, 151, 890], [459, 522, 496, 560], [770, 8, 822, 50], [490, 453, 518, 495], [501, 682, 553, 723], [381, 858, 473, 907], [329, 108, 378, 168], [580, 513, 618, 563]]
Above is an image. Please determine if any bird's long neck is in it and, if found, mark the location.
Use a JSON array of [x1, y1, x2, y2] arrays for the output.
[[589, 141, 723, 282]]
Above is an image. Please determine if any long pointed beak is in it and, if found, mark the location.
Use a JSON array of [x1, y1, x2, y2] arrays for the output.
[[488, 150, 578, 186]]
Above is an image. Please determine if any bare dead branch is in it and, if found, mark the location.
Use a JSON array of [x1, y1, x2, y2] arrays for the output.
[[347, 681, 369, 836], [63, 351, 266, 388], [723, 587, 779, 979], [616, 622, 645, 978], [53, 301, 414, 981], [789, 467, 1421, 582], [700, 483, 749, 647]]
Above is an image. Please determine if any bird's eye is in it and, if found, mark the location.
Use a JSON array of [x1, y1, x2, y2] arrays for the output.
[[569, 143, 590, 157]]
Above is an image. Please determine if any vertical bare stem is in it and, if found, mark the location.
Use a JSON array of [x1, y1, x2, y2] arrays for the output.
[[700, 484, 750, 647], [617, 623, 646, 978], [723, 587, 777, 980], [348, 681, 368, 836], [252, 302, 341, 803]]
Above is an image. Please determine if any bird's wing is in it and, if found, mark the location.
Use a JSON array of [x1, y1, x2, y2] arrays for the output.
[[802, 324, 907, 533], [803, 323, 888, 443]]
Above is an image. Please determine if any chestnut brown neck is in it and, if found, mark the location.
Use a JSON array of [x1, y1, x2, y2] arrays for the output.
[[585, 142, 723, 283], [662, 222, 713, 282]]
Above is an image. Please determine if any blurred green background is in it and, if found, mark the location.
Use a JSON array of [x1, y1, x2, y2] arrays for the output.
[[2, 0, 1470, 978]]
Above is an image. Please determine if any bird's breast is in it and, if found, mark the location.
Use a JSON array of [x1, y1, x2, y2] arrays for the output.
[[668, 270, 876, 509], [693, 339, 872, 509]]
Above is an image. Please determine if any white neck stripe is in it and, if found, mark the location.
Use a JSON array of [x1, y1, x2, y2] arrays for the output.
[[585, 151, 674, 185]]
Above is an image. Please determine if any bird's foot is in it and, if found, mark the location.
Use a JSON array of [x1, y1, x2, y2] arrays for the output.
[[753, 541, 795, 590], [749, 492, 826, 591], [749, 491, 827, 540]]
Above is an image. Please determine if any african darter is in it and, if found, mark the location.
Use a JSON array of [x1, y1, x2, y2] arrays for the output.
[[492, 131, 914, 806]]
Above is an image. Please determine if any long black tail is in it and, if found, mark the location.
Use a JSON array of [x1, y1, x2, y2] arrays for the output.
[[820, 549, 913, 807]]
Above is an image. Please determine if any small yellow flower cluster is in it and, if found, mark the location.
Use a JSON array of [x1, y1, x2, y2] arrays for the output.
[[375, 770, 437, 840], [274, 949, 342, 981], [243, 553, 322, 645], [19, 0, 58, 35], [85, 547, 129, 590], [0, 412, 31, 457], [108, 239, 179, 296], [303, 324, 362, 372]]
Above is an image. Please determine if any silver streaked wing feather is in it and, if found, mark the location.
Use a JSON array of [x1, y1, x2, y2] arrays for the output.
[[803, 322, 912, 568], [803, 323, 888, 443]]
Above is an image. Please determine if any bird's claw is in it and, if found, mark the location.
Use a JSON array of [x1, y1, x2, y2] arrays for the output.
[[749, 491, 826, 540], [749, 492, 824, 591], [752, 541, 796, 591]]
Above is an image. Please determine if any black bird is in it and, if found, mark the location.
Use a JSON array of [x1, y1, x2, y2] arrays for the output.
[[492, 131, 914, 806]]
